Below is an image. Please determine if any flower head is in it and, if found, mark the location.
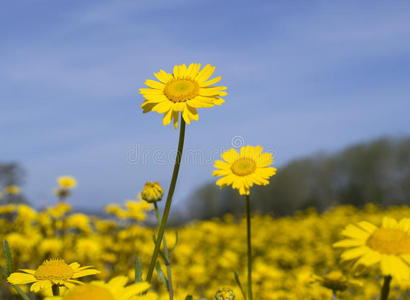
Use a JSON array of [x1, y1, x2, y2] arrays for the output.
[[57, 176, 77, 189], [140, 182, 163, 203], [215, 287, 235, 300], [47, 202, 72, 218], [213, 145, 276, 195], [334, 217, 410, 280], [3, 185, 21, 195], [44, 276, 156, 300], [140, 63, 227, 128], [311, 270, 361, 292], [7, 259, 100, 293]]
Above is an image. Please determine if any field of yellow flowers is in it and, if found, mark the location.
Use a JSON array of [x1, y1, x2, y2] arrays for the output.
[[0, 201, 409, 299]]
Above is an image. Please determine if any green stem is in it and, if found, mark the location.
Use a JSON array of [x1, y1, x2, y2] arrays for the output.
[[146, 118, 186, 282], [154, 202, 174, 300], [246, 194, 253, 300], [52, 285, 59, 296], [380, 275, 392, 300]]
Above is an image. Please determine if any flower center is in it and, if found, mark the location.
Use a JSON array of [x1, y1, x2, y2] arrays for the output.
[[64, 285, 115, 300], [367, 228, 410, 255], [231, 158, 256, 176], [34, 259, 74, 281], [164, 79, 199, 102]]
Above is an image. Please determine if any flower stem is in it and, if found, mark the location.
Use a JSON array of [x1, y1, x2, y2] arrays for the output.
[[246, 194, 253, 300], [380, 275, 392, 300], [146, 118, 186, 282], [331, 291, 336, 300], [154, 202, 174, 300], [52, 285, 59, 296]]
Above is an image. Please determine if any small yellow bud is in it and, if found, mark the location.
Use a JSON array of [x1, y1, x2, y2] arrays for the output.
[[140, 182, 163, 203]]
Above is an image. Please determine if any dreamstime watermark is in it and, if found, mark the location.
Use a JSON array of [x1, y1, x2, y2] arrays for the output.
[[127, 136, 274, 166]]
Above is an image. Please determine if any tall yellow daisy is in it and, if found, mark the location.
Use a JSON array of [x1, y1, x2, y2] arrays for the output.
[[7, 259, 100, 293], [334, 217, 410, 281], [140, 63, 227, 128], [213, 145, 277, 195], [213, 145, 276, 300], [44, 276, 157, 300]]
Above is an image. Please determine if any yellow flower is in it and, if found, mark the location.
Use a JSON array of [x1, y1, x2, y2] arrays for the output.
[[66, 213, 91, 232], [334, 217, 410, 281], [140, 182, 163, 203], [213, 145, 277, 195], [140, 63, 227, 128], [3, 185, 20, 195], [44, 276, 156, 300], [0, 204, 16, 214], [47, 202, 72, 218], [58, 176, 77, 189], [7, 259, 100, 293], [311, 270, 362, 292], [215, 287, 235, 300]]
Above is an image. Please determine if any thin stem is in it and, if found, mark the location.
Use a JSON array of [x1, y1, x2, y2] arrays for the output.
[[380, 275, 392, 300], [331, 291, 336, 300], [246, 194, 253, 300], [154, 202, 174, 300], [146, 118, 186, 282], [52, 285, 59, 296]]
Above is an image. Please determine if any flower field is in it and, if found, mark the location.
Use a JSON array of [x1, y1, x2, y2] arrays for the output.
[[1, 201, 410, 299]]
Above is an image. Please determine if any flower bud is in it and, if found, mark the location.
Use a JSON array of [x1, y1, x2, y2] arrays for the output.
[[140, 182, 163, 203]]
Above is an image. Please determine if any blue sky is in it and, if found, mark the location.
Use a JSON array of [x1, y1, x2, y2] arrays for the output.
[[1, 0, 410, 210]]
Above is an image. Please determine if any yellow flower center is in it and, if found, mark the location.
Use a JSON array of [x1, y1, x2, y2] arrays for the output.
[[164, 79, 199, 102], [231, 158, 256, 176], [34, 259, 74, 281], [367, 228, 410, 255], [64, 285, 115, 300]]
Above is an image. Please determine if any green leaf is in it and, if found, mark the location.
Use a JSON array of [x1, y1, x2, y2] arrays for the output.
[[169, 230, 179, 253], [135, 257, 143, 283], [234, 271, 247, 300], [11, 284, 30, 300], [152, 235, 168, 262], [155, 261, 169, 291], [0, 265, 8, 278], [185, 296, 193, 300], [3, 240, 13, 275]]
